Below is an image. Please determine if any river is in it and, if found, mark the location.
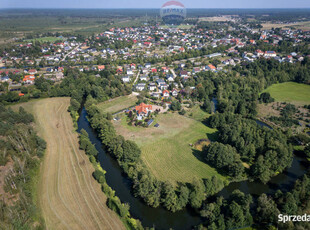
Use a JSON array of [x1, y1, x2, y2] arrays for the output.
[[77, 107, 309, 230]]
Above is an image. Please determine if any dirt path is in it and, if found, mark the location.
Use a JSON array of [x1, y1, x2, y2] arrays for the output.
[[21, 98, 125, 230]]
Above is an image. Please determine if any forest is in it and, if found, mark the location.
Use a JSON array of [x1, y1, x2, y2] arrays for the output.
[[206, 112, 293, 183], [0, 105, 46, 229]]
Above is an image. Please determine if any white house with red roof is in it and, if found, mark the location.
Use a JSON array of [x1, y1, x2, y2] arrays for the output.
[[205, 64, 216, 71], [163, 89, 170, 98], [135, 103, 152, 120]]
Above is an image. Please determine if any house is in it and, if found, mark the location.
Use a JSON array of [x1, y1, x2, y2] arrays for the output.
[[148, 82, 156, 91], [206, 53, 222, 58], [0, 76, 10, 82], [163, 89, 170, 98], [127, 69, 134, 76], [249, 40, 256, 44], [142, 68, 149, 74], [156, 79, 166, 86], [28, 69, 37, 74], [46, 68, 53, 73], [153, 75, 159, 81], [145, 63, 151, 69], [162, 66, 169, 73], [179, 63, 186, 68], [116, 67, 123, 74], [130, 63, 136, 69], [135, 103, 152, 120], [180, 70, 188, 78], [192, 67, 201, 73], [151, 68, 157, 73], [264, 51, 277, 57], [205, 64, 216, 71], [58, 67, 64, 72], [166, 74, 174, 82], [171, 89, 178, 97], [122, 76, 131, 83], [98, 65, 105, 71], [151, 92, 160, 98], [140, 75, 148, 81], [160, 83, 168, 90], [135, 83, 146, 91], [23, 75, 35, 84]]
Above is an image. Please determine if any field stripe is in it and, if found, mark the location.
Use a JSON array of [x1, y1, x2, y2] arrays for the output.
[[22, 98, 126, 230]]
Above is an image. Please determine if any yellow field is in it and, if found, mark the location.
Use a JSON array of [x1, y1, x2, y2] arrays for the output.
[[262, 21, 310, 30], [12, 98, 124, 230]]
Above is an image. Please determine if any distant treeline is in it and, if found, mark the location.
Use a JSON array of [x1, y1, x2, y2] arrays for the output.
[[1, 8, 310, 20]]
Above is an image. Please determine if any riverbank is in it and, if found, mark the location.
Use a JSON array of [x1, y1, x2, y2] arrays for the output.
[[13, 98, 125, 230], [79, 105, 310, 229]]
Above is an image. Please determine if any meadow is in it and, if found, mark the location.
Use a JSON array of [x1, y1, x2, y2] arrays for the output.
[[261, 82, 310, 104], [113, 109, 225, 185], [24, 36, 64, 43], [97, 94, 138, 114], [12, 98, 124, 230]]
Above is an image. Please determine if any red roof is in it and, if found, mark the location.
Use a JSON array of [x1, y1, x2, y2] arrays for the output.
[[98, 65, 105, 70], [163, 90, 169, 95], [207, 64, 216, 70], [23, 75, 35, 82], [135, 103, 152, 115]]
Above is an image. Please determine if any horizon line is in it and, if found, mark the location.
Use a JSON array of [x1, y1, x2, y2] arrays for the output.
[[1, 7, 310, 10]]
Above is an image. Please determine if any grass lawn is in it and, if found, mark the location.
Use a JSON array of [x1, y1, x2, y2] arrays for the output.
[[97, 95, 138, 114], [185, 104, 211, 121], [113, 111, 225, 185], [160, 24, 194, 29], [262, 82, 310, 105], [25, 36, 64, 43]]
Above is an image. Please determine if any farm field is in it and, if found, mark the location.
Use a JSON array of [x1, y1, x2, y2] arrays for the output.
[[113, 111, 225, 185], [12, 98, 124, 230], [24, 36, 64, 43], [262, 21, 310, 30], [97, 94, 138, 114], [261, 82, 310, 105]]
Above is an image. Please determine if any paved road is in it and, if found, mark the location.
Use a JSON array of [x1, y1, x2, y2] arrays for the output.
[[61, 44, 82, 62], [133, 71, 140, 84], [170, 69, 183, 88]]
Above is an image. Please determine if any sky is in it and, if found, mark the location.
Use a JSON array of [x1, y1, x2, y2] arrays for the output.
[[1, 0, 310, 9]]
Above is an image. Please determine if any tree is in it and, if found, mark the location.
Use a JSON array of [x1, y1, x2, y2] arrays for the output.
[[170, 100, 181, 111], [70, 98, 80, 112], [304, 145, 310, 158], [189, 178, 205, 208], [256, 194, 280, 225], [259, 92, 274, 103], [121, 140, 141, 163]]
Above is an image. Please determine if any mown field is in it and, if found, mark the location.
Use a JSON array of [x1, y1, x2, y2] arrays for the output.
[[261, 82, 310, 104], [24, 36, 64, 43], [12, 98, 124, 230], [262, 21, 310, 30], [113, 109, 225, 185], [97, 94, 138, 114]]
